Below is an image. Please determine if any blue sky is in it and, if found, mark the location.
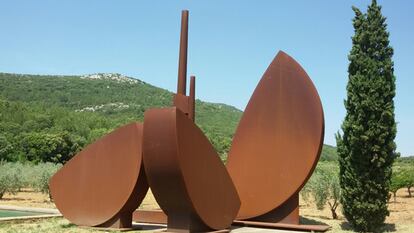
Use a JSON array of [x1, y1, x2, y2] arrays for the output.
[[0, 1, 413, 156]]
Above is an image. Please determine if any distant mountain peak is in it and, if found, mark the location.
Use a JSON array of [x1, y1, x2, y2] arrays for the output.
[[80, 73, 143, 85]]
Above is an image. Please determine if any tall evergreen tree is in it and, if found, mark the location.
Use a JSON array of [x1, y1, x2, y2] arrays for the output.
[[336, 0, 397, 231]]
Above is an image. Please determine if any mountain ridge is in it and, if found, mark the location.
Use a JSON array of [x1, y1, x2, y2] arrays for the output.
[[0, 72, 336, 162]]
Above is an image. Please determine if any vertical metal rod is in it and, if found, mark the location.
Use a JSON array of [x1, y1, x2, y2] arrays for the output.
[[189, 75, 196, 121], [177, 10, 189, 95]]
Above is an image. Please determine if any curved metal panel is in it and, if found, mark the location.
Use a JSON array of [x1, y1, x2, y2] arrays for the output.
[[226, 51, 324, 219], [143, 107, 240, 231], [49, 122, 148, 227]]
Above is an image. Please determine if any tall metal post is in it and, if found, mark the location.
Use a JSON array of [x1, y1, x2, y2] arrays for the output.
[[177, 10, 189, 95]]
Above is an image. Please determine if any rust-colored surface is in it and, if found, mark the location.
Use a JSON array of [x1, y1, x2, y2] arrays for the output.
[[49, 123, 149, 227], [173, 10, 195, 122], [189, 75, 196, 120], [226, 51, 324, 220], [250, 193, 300, 224], [133, 210, 167, 224], [142, 107, 240, 231], [173, 90, 195, 122], [177, 10, 189, 95], [49, 9, 327, 232]]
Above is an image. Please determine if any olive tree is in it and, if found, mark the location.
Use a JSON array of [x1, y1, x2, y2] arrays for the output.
[[302, 162, 340, 219]]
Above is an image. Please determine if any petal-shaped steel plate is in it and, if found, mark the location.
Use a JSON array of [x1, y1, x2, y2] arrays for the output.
[[143, 107, 240, 230], [226, 51, 324, 219], [49, 122, 148, 226]]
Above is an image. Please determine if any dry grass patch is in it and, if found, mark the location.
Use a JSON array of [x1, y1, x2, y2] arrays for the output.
[[1, 188, 414, 232]]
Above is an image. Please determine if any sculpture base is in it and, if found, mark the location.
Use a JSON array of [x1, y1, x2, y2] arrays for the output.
[[97, 211, 133, 229], [133, 210, 230, 232], [81, 226, 139, 232], [249, 192, 300, 224], [132, 198, 331, 232], [133, 209, 167, 224], [166, 213, 215, 232], [234, 193, 330, 232], [233, 220, 330, 232]]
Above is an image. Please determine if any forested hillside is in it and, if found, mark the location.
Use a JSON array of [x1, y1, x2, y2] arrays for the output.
[[0, 72, 335, 163]]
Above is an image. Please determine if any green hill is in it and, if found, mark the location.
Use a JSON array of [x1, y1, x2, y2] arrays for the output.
[[320, 144, 338, 162], [0, 72, 335, 163]]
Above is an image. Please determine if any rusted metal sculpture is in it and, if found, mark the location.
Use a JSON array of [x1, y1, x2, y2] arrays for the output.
[[173, 10, 196, 121], [50, 9, 330, 233], [227, 51, 329, 231], [50, 10, 240, 232], [143, 107, 240, 232], [135, 51, 329, 232], [49, 123, 148, 228], [141, 10, 240, 232]]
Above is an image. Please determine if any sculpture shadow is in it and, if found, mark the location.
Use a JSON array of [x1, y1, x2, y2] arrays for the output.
[[61, 223, 166, 231], [132, 223, 166, 231], [299, 216, 329, 226]]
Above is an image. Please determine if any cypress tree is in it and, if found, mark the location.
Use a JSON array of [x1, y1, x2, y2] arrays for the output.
[[336, 0, 397, 231]]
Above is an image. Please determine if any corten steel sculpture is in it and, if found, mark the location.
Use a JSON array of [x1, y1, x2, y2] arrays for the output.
[[50, 10, 240, 232], [49, 123, 148, 228], [135, 10, 328, 232], [173, 10, 196, 122], [143, 107, 240, 232], [226, 52, 328, 232], [141, 10, 240, 232], [49, 9, 330, 233]]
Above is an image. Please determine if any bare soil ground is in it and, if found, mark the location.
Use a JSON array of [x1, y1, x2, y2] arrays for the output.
[[299, 188, 414, 232], [0, 188, 160, 210], [0, 189, 55, 209], [1, 188, 413, 232]]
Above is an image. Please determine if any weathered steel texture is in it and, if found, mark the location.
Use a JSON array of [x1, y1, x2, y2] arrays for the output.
[[189, 75, 196, 120], [173, 10, 195, 122], [250, 193, 299, 224], [173, 90, 195, 122], [133, 210, 167, 224], [142, 107, 240, 232], [226, 51, 325, 220], [49, 123, 149, 228], [49, 9, 328, 233], [177, 10, 189, 95]]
